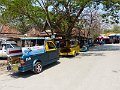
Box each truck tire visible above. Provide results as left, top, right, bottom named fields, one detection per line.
left=34, top=62, right=42, bottom=74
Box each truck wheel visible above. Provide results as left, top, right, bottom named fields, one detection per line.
left=34, top=62, right=42, bottom=74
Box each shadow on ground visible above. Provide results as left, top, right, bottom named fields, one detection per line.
left=60, top=56, right=74, bottom=58
left=79, top=52, right=105, bottom=57
left=60, top=53, right=80, bottom=59
left=89, top=44, right=120, bottom=51
left=9, top=61, right=60, bottom=78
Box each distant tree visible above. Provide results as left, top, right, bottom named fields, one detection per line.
left=80, top=8, right=102, bottom=39
left=112, top=25, right=120, bottom=33
left=103, top=24, right=120, bottom=34
left=103, top=29, right=111, bottom=34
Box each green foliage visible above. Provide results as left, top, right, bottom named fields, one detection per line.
left=0, top=0, right=46, bottom=34
left=104, top=25, right=120, bottom=34
left=112, top=25, right=120, bottom=33
left=0, top=0, right=120, bottom=37
left=94, top=34, right=100, bottom=39
left=101, top=0, right=120, bottom=24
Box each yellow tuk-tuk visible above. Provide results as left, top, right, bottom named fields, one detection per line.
left=59, top=39, right=80, bottom=57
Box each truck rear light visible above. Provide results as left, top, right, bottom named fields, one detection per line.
left=9, top=50, right=22, bottom=54
left=20, top=60, right=25, bottom=65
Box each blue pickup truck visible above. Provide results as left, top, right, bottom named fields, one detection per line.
left=7, top=37, right=59, bottom=74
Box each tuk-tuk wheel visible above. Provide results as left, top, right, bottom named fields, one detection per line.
left=73, top=52, right=77, bottom=57
left=34, top=62, right=42, bottom=74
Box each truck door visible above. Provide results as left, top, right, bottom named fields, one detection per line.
left=46, top=41, right=59, bottom=62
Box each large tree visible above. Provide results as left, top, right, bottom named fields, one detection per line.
left=0, top=0, right=120, bottom=38
left=81, top=8, right=103, bottom=38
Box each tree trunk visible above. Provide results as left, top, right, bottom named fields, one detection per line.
left=65, top=6, right=85, bottom=40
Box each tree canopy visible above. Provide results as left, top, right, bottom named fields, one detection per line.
left=0, top=0, right=120, bottom=38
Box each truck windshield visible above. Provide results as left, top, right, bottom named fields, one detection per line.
left=21, top=39, right=44, bottom=47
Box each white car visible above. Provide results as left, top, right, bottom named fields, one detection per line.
left=0, top=41, right=19, bottom=58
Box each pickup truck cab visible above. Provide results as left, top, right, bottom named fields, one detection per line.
left=7, top=37, right=59, bottom=74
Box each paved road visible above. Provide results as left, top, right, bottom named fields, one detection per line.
left=0, top=44, right=120, bottom=90
left=90, top=44, right=120, bottom=51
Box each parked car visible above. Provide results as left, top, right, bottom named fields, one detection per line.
left=0, top=41, right=19, bottom=58
left=59, top=39, right=80, bottom=57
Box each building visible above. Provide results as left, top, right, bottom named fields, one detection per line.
left=0, top=25, right=21, bottom=38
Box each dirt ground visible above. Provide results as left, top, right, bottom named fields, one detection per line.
left=0, top=60, right=7, bottom=74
